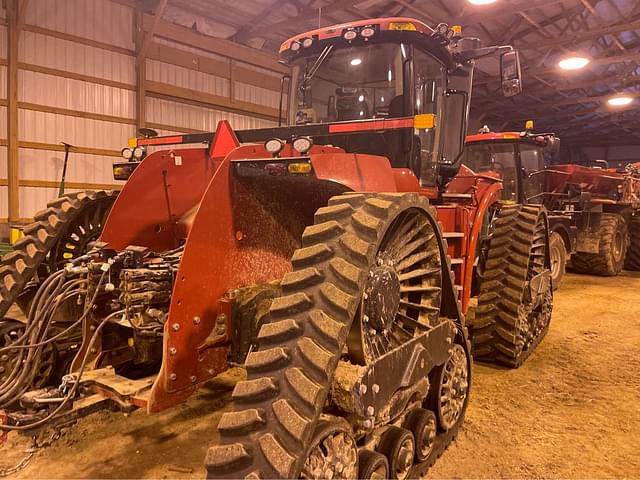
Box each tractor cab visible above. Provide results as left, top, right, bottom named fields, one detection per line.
left=463, top=125, right=560, bottom=203
left=279, top=18, right=522, bottom=189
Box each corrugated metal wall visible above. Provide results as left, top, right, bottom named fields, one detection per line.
left=1, top=0, right=284, bottom=225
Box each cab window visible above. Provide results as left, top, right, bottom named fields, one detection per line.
left=413, top=48, right=445, bottom=186
left=462, top=143, right=518, bottom=201
left=519, top=144, right=545, bottom=203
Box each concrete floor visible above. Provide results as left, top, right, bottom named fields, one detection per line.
left=3, top=272, right=640, bottom=478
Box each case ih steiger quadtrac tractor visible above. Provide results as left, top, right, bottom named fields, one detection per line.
left=464, top=126, right=640, bottom=285
left=1, top=18, right=553, bottom=479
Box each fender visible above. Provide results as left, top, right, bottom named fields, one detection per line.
left=462, top=182, right=504, bottom=313
left=148, top=141, right=410, bottom=411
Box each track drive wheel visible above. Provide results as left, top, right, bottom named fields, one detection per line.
left=624, top=216, right=640, bottom=271
left=548, top=231, right=566, bottom=290
left=205, top=192, right=444, bottom=478
left=471, top=205, right=553, bottom=367
left=570, top=213, right=629, bottom=276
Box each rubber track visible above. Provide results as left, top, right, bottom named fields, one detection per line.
left=624, top=216, right=640, bottom=271
left=206, top=192, right=450, bottom=479
left=571, top=213, right=628, bottom=276
left=471, top=204, right=551, bottom=368
left=0, top=190, right=118, bottom=319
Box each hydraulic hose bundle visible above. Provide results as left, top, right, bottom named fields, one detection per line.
left=0, top=259, right=112, bottom=410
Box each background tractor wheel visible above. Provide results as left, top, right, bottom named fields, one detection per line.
left=471, top=205, right=553, bottom=368
left=624, top=216, right=640, bottom=271
left=549, top=231, right=567, bottom=290
left=570, top=213, right=628, bottom=276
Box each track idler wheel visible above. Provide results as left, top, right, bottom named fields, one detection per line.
left=358, top=450, right=389, bottom=480
left=376, top=426, right=415, bottom=480
left=427, top=343, right=469, bottom=431
left=403, top=408, right=437, bottom=462
left=300, top=418, right=358, bottom=479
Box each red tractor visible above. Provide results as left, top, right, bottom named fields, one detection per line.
left=464, top=127, right=640, bottom=285
left=0, top=18, right=553, bottom=479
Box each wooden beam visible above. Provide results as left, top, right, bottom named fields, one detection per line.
left=136, top=0, right=168, bottom=65
left=135, top=8, right=146, bottom=132
left=145, top=80, right=280, bottom=120
left=23, top=24, right=135, bottom=56
left=7, top=0, right=19, bottom=224
left=17, top=140, right=122, bottom=157
left=142, top=14, right=288, bottom=75
left=18, top=101, right=136, bottom=125
left=516, top=19, right=640, bottom=51
left=0, top=178, right=122, bottom=189
left=19, top=62, right=136, bottom=91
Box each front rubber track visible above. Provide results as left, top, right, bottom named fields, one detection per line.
left=471, top=204, right=551, bottom=368
left=624, top=216, right=640, bottom=271
left=205, top=192, right=445, bottom=479
left=0, top=190, right=118, bottom=319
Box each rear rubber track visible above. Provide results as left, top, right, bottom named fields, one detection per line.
left=0, top=190, right=118, bottom=319
left=471, top=204, right=551, bottom=368
left=570, top=213, right=628, bottom=276
left=624, top=215, right=640, bottom=271
left=206, top=192, right=445, bottom=479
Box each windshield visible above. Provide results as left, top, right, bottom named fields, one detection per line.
left=462, top=143, right=517, bottom=201
left=289, top=43, right=406, bottom=125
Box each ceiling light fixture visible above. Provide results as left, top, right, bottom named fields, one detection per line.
left=558, top=55, right=590, bottom=70
left=350, top=58, right=362, bottom=66
left=468, top=0, right=497, bottom=4
left=607, top=96, right=634, bottom=107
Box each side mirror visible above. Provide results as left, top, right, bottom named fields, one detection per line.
left=500, top=50, right=522, bottom=97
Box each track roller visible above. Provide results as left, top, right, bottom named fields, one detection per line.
left=358, top=450, right=389, bottom=480
left=376, top=426, right=415, bottom=480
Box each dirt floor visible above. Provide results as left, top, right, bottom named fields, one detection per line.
left=2, top=272, right=640, bottom=478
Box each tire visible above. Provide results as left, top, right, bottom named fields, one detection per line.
left=376, top=426, right=415, bottom=480
left=624, top=216, right=640, bottom=271
left=358, top=450, right=389, bottom=480
left=570, top=213, right=628, bottom=276
left=471, top=205, right=553, bottom=367
left=205, top=193, right=448, bottom=479
left=549, top=231, right=566, bottom=289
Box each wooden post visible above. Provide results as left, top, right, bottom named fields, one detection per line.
left=6, top=0, right=20, bottom=243
left=135, top=9, right=146, bottom=132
